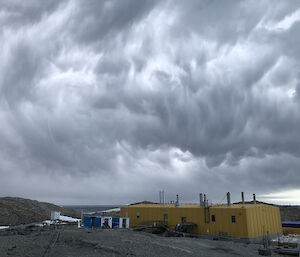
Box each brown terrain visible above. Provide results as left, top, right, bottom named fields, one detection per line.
left=0, top=197, right=80, bottom=226
left=279, top=205, right=300, bottom=221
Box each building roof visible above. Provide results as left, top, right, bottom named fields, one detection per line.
left=282, top=221, right=300, bottom=228
left=123, top=203, right=268, bottom=209
left=282, top=221, right=300, bottom=224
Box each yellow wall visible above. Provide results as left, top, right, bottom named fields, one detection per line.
left=120, top=203, right=282, bottom=239
left=208, top=207, right=248, bottom=237
left=246, top=205, right=282, bottom=238
left=283, top=227, right=300, bottom=235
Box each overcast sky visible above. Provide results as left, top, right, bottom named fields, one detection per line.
left=0, top=0, right=300, bottom=205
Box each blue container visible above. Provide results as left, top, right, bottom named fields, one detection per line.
left=95, top=217, right=102, bottom=228
left=84, top=216, right=92, bottom=228
left=112, top=217, right=119, bottom=228
left=84, top=216, right=102, bottom=228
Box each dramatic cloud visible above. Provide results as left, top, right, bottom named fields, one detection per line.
left=0, top=0, right=300, bottom=205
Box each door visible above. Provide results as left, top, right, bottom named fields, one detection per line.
left=122, top=218, right=127, bottom=228
left=91, top=217, right=96, bottom=227
left=163, top=214, right=168, bottom=225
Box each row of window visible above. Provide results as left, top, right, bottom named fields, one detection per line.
left=136, top=212, right=236, bottom=223
left=211, top=215, right=236, bottom=223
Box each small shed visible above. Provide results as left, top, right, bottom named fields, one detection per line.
left=51, top=211, right=60, bottom=220
left=101, top=216, right=112, bottom=228
left=83, top=216, right=102, bottom=228
left=119, top=217, right=130, bottom=228
left=112, top=217, right=119, bottom=228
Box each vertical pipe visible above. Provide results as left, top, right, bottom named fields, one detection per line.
left=175, top=194, right=179, bottom=207
left=162, top=190, right=165, bottom=204
left=204, top=194, right=207, bottom=208
left=159, top=191, right=161, bottom=204
left=253, top=193, right=256, bottom=204
left=227, top=192, right=231, bottom=206
left=241, top=192, right=245, bottom=204
left=200, top=193, right=203, bottom=207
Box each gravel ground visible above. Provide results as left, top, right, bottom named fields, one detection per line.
left=0, top=225, right=286, bottom=257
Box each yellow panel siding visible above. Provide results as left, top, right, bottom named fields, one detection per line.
left=275, top=207, right=281, bottom=234
left=245, top=208, right=253, bottom=238
left=220, top=207, right=247, bottom=238
left=212, top=205, right=253, bottom=237
left=267, top=206, right=281, bottom=236
left=248, top=206, right=263, bottom=238
left=268, top=207, right=274, bottom=234
left=256, top=206, right=263, bottom=236
left=268, top=206, right=275, bottom=235
left=275, top=207, right=283, bottom=235
left=246, top=205, right=282, bottom=238
left=271, top=207, right=277, bottom=234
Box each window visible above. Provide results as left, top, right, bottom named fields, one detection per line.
left=137, top=212, right=140, bottom=218
left=211, top=215, right=215, bottom=222
left=231, top=216, right=236, bottom=223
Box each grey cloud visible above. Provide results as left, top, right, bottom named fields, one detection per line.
left=0, top=0, right=300, bottom=204
left=69, top=0, right=159, bottom=45
left=296, top=83, right=300, bottom=100
left=281, top=21, right=300, bottom=59
left=1, top=40, right=44, bottom=105
left=172, top=0, right=266, bottom=44
left=0, top=0, right=64, bottom=28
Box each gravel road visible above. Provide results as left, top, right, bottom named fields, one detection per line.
left=0, top=225, right=285, bottom=257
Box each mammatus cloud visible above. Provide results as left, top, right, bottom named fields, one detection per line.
left=0, top=0, right=299, bottom=204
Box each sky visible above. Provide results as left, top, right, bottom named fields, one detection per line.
left=0, top=0, right=300, bottom=205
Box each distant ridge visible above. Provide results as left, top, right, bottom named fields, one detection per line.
left=0, top=197, right=80, bottom=226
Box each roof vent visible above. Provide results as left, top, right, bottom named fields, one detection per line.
left=227, top=192, right=231, bottom=206
left=175, top=194, right=179, bottom=207
left=253, top=193, right=256, bottom=204
left=241, top=192, right=245, bottom=204
left=199, top=193, right=204, bottom=207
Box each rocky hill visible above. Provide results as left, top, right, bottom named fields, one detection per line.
left=279, top=205, right=300, bottom=221
left=0, top=197, right=80, bottom=226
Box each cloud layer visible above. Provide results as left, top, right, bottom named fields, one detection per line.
left=0, top=0, right=300, bottom=204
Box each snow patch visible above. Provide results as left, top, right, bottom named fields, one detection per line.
left=102, top=208, right=120, bottom=212
left=59, top=215, right=80, bottom=222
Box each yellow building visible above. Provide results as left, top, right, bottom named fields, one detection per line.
left=282, top=221, right=300, bottom=235
left=120, top=203, right=282, bottom=242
